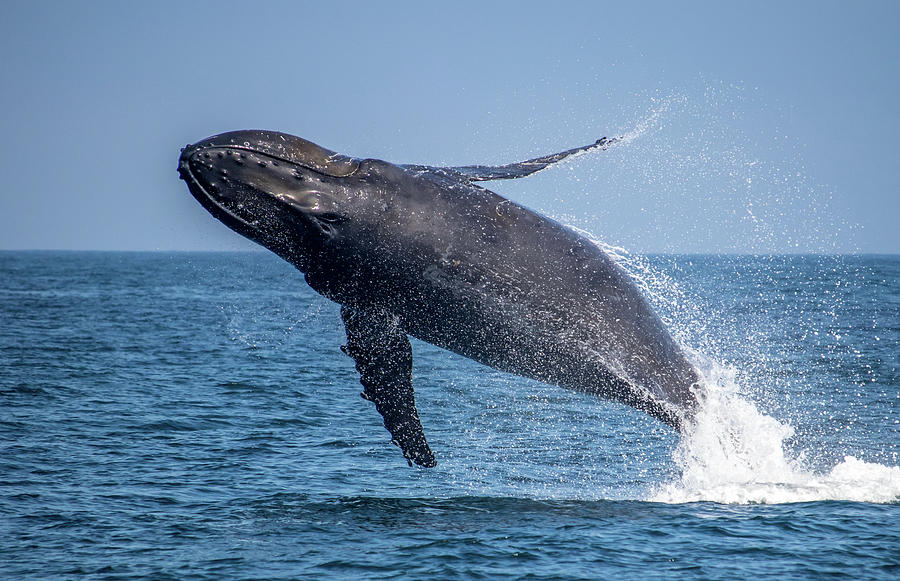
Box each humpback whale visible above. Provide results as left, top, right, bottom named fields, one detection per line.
left=178, top=130, right=702, bottom=467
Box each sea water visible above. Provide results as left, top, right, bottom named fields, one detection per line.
left=1, top=251, right=898, bottom=579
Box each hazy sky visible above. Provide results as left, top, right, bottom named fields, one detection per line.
left=1, top=1, right=897, bottom=253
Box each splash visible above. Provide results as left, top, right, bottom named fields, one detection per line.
left=651, top=361, right=900, bottom=504
left=615, top=94, right=687, bottom=146
left=566, top=229, right=899, bottom=505
left=542, top=85, right=856, bottom=255
left=556, top=98, right=898, bottom=504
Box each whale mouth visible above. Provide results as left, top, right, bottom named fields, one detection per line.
left=178, top=145, right=261, bottom=231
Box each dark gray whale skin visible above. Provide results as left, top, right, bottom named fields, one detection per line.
left=178, top=130, right=701, bottom=467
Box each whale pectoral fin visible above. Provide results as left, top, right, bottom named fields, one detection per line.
left=439, top=136, right=619, bottom=181
left=340, top=306, right=436, bottom=468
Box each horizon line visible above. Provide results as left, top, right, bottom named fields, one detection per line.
left=1, top=248, right=897, bottom=257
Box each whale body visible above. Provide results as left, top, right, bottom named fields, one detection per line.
left=178, top=130, right=701, bottom=466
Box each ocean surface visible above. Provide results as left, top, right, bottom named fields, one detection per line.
left=2, top=250, right=898, bottom=579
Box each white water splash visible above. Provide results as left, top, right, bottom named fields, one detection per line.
left=566, top=226, right=900, bottom=505
left=615, top=94, right=687, bottom=146
left=651, top=361, right=900, bottom=504
left=557, top=98, right=898, bottom=504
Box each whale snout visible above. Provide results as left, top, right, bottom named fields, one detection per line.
left=177, top=146, right=190, bottom=176
left=177, top=144, right=196, bottom=184
left=178, top=143, right=217, bottom=192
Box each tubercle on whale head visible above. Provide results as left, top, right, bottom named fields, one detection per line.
left=183, top=129, right=361, bottom=177
left=177, top=130, right=364, bottom=269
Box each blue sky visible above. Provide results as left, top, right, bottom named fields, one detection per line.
left=1, top=1, right=897, bottom=253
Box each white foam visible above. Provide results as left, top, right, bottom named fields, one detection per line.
left=651, top=363, right=900, bottom=504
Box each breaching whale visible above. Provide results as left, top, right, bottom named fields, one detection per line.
left=178, top=130, right=702, bottom=467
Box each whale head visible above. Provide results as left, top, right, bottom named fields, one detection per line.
left=178, top=130, right=362, bottom=270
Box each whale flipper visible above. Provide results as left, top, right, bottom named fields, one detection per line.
left=403, top=137, right=619, bottom=182
left=340, top=306, right=436, bottom=467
